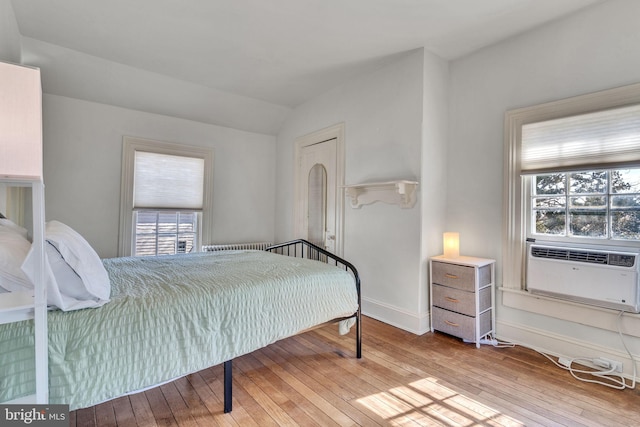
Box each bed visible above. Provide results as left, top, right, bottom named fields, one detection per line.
left=0, top=238, right=361, bottom=412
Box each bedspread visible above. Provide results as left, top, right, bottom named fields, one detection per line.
left=0, top=250, right=359, bottom=409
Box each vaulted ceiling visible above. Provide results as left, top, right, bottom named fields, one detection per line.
left=11, top=0, right=604, bottom=133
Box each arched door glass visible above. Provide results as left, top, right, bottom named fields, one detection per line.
left=308, top=164, right=327, bottom=247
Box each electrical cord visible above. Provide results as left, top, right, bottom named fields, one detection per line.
left=479, top=310, right=637, bottom=390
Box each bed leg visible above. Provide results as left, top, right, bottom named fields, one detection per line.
left=356, top=310, right=362, bottom=359
left=223, top=360, right=232, bottom=413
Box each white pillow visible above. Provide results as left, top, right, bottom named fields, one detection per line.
left=0, top=228, right=32, bottom=292
left=43, top=220, right=111, bottom=303
left=21, top=242, right=109, bottom=311
left=0, top=218, right=29, bottom=239
left=45, top=242, right=94, bottom=301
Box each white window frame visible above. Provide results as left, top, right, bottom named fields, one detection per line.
left=526, top=168, right=640, bottom=244
left=118, top=136, right=214, bottom=257
left=503, top=82, right=640, bottom=290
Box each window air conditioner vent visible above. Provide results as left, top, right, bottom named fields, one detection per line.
left=568, top=250, right=608, bottom=264
left=531, top=246, right=623, bottom=266
left=530, top=246, right=569, bottom=261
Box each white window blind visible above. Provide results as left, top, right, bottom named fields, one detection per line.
left=133, top=151, right=205, bottom=210
left=521, top=104, right=640, bottom=174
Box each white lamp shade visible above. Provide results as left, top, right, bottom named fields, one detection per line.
left=0, top=61, right=43, bottom=179
left=443, top=232, right=460, bottom=258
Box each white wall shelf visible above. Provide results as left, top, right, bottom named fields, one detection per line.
left=343, top=180, right=418, bottom=209
left=0, top=178, right=47, bottom=404
left=0, top=61, right=47, bottom=405
left=0, top=290, right=36, bottom=324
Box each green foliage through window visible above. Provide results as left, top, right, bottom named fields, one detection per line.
left=532, top=168, right=640, bottom=240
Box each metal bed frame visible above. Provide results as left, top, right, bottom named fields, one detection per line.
left=222, top=239, right=362, bottom=413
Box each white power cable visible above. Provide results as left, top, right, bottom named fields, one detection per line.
left=479, top=310, right=636, bottom=390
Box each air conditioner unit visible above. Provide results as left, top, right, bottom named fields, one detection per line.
left=526, top=242, right=640, bottom=313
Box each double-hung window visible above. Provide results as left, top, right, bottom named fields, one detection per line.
left=503, top=83, right=640, bottom=289
left=119, top=137, right=213, bottom=257
left=522, top=104, right=640, bottom=244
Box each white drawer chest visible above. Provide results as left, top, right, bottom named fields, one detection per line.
left=429, top=255, right=496, bottom=348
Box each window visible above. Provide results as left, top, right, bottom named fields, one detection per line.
left=119, top=137, right=213, bottom=257
left=134, top=211, right=198, bottom=256
left=530, top=168, right=640, bottom=241
left=307, top=163, right=327, bottom=248
left=503, top=83, right=640, bottom=289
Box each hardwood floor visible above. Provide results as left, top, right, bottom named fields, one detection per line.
left=70, top=316, right=639, bottom=426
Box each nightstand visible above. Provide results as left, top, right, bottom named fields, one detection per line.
left=429, top=255, right=496, bottom=348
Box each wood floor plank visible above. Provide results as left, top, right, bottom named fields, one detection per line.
left=111, top=396, right=138, bottom=427
left=180, top=373, right=238, bottom=427
left=93, top=400, right=117, bottom=427
left=74, top=407, right=96, bottom=427
left=258, top=342, right=387, bottom=426
left=198, top=366, right=270, bottom=427
left=236, top=353, right=332, bottom=426
left=144, top=386, right=179, bottom=427
left=159, top=381, right=205, bottom=427
left=230, top=360, right=296, bottom=426
left=295, top=326, right=540, bottom=426
left=267, top=337, right=388, bottom=426
left=172, top=376, right=220, bottom=427
left=285, top=334, right=380, bottom=397
left=314, top=322, right=574, bottom=426
left=129, top=392, right=159, bottom=427
left=69, top=316, right=640, bottom=426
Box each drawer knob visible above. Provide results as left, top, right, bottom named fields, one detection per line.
left=444, top=273, right=458, bottom=279
left=444, top=320, right=460, bottom=327
left=445, top=296, right=459, bottom=303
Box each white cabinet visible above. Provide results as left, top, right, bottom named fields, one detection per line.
left=0, top=178, right=48, bottom=404
left=429, top=255, right=495, bottom=348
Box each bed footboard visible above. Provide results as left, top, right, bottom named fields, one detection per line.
left=265, top=239, right=362, bottom=359
left=222, top=239, right=362, bottom=413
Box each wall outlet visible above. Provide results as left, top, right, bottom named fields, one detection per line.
left=593, top=357, right=623, bottom=373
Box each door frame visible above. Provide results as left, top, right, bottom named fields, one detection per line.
left=294, top=123, right=345, bottom=256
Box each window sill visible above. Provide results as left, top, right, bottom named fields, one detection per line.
left=499, top=287, right=640, bottom=339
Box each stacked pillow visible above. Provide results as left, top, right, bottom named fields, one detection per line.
left=0, top=219, right=111, bottom=311
left=0, top=219, right=32, bottom=292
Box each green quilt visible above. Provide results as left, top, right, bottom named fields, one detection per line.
left=0, top=250, right=359, bottom=409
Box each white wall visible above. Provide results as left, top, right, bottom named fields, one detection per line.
left=21, top=37, right=291, bottom=136
left=420, top=52, right=450, bottom=319
left=449, top=0, right=640, bottom=372
left=0, top=0, right=20, bottom=63
left=2, top=6, right=279, bottom=259
left=276, top=49, right=448, bottom=333
left=0, top=0, right=27, bottom=226
left=43, top=94, right=277, bottom=258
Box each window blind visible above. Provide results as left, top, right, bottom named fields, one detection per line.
left=521, top=103, right=640, bottom=174
left=133, top=151, right=205, bottom=210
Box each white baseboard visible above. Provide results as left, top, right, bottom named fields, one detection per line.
left=496, top=319, right=638, bottom=379
left=362, top=297, right=430, bottom=335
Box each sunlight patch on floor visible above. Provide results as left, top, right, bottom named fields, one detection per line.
left=355, top=377, right=526, bottom=426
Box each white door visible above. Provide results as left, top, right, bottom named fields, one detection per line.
left=299, top=138, right=338, bottom=253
